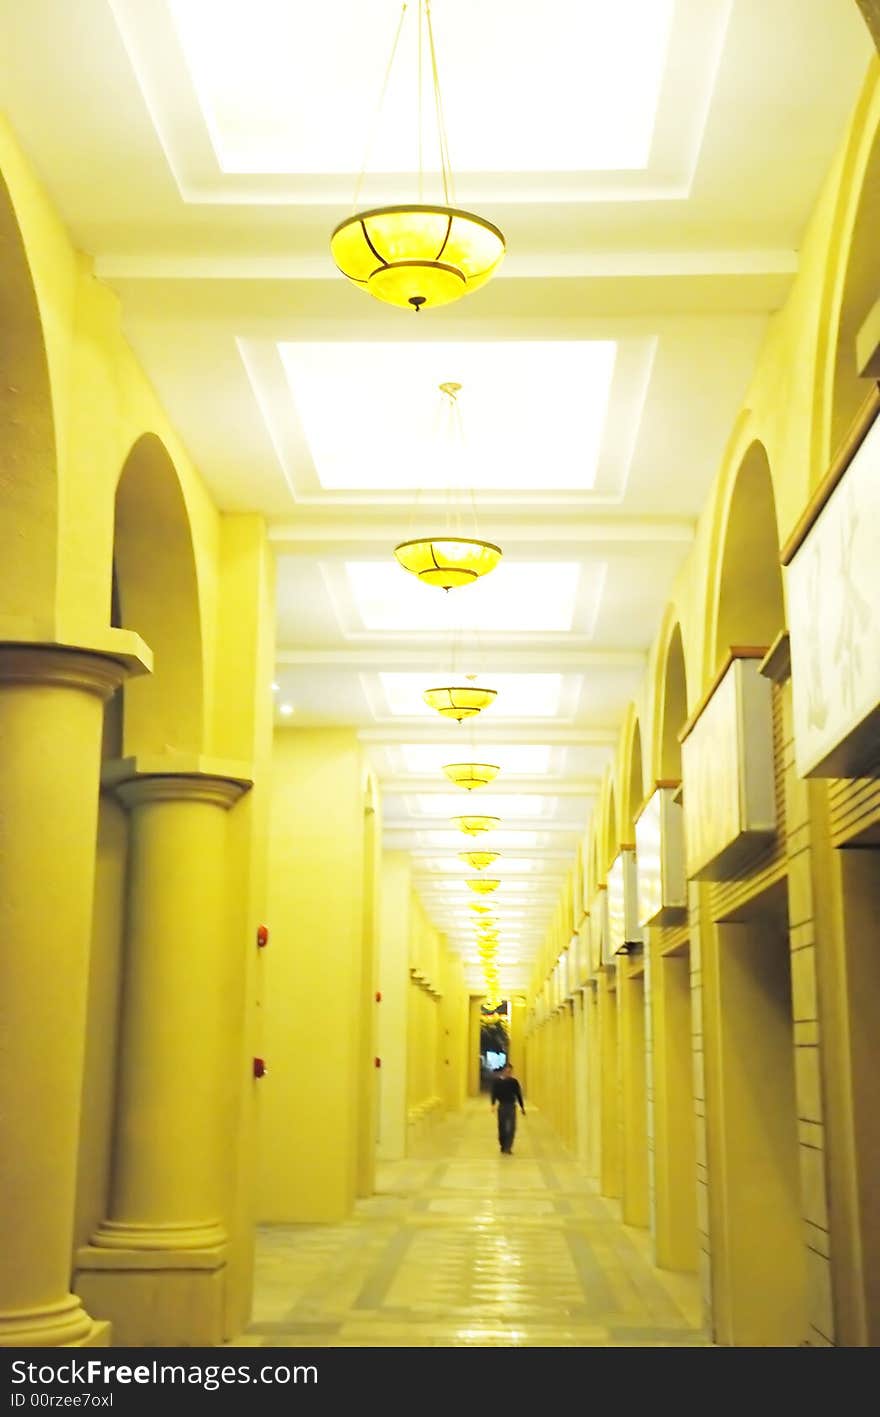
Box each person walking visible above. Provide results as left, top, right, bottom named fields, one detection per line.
left=490, top=1063, right=526, bottom=1154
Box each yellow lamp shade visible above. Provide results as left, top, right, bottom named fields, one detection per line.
left=423, top=686, right=498, bottom=722
left=467, top=877, right=500, bottom=895
left=459, top=850, right=500, bottom=870
left=452, top=814, right=501, bottom=836
left=442, top=762, right=500, bottom=790
left=394, top=537, right=502, bottom=590
left=470, top=902, right=493, bottom=914
left=330, top=205, right=505, bottom=312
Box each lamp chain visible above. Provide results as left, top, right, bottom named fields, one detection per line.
left=418, top=0, right=424, bottom=202
left=352, top=0, right=455, bottom=212
left=352, top=2, right=408, bottom=212
left=425, top=0, right=455, bottom=205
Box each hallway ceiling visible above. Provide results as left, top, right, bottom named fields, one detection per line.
left=1, top=0, right=871, bottom=992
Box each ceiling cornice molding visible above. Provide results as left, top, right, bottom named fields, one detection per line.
left=275, top=648, right=647, bottom=669
left=95, top=247, right=799, bottom=283
left=377, top=776, right=599, bottom=796
left=359, top=726, right=618, bottom=747
left=268, top=517, right=694, bottom=547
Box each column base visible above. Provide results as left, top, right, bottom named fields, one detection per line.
left=0, top=1295, right=110, bottom=1348
left=75, top=1246, right=226, bottom=1347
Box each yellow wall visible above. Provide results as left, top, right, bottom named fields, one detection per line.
left=377, top=851, right=412, bottom=1160
left=261, top=727, right=370, bottom=1222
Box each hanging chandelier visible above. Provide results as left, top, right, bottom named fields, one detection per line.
left=331, top=1, right=505, bottom=312
left=470, top=902, right=493, bottom=915
left=394, top=381, right=503, bottom=590
left=422, top=684, right=497, bottom=722
left=443, top=762, right=499, bottom=790
left=452, top=814, right=500, bottom=836
left=467, top=877, right=499, bottom=895
left=459, top=850, right=499, bottom=870
left=394, top=537, right=502, bottom=590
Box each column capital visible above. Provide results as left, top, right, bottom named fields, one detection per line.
left=0, top=622, right=152, bottom=677
left=0, top=635, right=150, bottom=701
left=103, top=754, right=253, bottom=810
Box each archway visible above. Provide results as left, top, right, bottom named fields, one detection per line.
left=0, top=171, right=56, bottom=618
left=358, top=774, right=380, bottom=1197
left=712, top=440, right=785, bottom=666
left=619, top=716, right=649, bottom=1227
left=704, top=444, right=806, bottom=1343
left=658, top=622, right=688, bottom=779
left=73, top=433, right=215, bottom=1343
left=829, top=106, right=880, bottom=456
left=604, top=782, right=618, bottom=874
left=650, top=618, right=698, bottom=1272
left=624, top=719, right=644, bottom=842
left=113, top=433, right=205, bottom=755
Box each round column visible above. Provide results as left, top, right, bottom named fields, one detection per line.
left=0, top=646, right=129, bottom=1346
left=92, top=771, right=247, bottom=1250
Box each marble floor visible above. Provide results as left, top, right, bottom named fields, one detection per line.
left=233, top=1103, right=710, bottom=1348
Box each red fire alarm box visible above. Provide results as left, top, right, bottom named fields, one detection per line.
left=375, top=990, right=382, bottom=1003
left=253, top=1057, right=267, bottom=1079
left=374, top=1057, right=381, bottom=1069
left=256, top=924, right=269, bottom=949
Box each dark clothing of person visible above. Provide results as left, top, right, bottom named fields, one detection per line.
left=491, top=1076, right=524, bottom=1108
left=491, top=1074, right=525, bottom=1154
left=497, top=1101, right=517, bottom=1154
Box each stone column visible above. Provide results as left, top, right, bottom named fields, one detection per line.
left=0, top=639, right=147, bottom=1347
left=76, top=758, right=250, bottom=1347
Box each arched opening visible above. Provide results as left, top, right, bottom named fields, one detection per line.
left=0, top=170, right=57, bottom=618
left=651, top=622, right=698, bottom=1273
left=624, top=719, right=644, bottom=841
left=830, top=116, right=880, bottom=456
left=357, top=776, right=379, bottom=1197
left=713, top=441, right=786, bottom=664
left=74, top=435, right=207, bottom=1279
left=706, top=443, right=806, bottom=1343
left=605, top=783, right=618, bottom=873
left=620, top=715, right=649, bottom=1228
left=659, top=623, right=688, bottom=779
left=113, top=434, right=205, bottom=756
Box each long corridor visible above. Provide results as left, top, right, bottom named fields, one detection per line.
left=237, top=1105, right=708, bottom=1348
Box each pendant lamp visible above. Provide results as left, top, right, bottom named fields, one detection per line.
left=331, top=2, right=505, bottom=312
left=394, top=381, right=503, bottom=590
left=467, top=877, right=499, bottom=895
left=459, top=850, right=499, bottom=870
left=443, top=762, right=499, bottom=790
left=452, top=815, right=500, bottom=836
left=394, top=536, right=502, bottom=590
left=422, top=685, right=497, bottom=722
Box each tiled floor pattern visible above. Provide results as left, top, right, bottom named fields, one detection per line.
left=233, top=1103, right=710, bottom=1347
